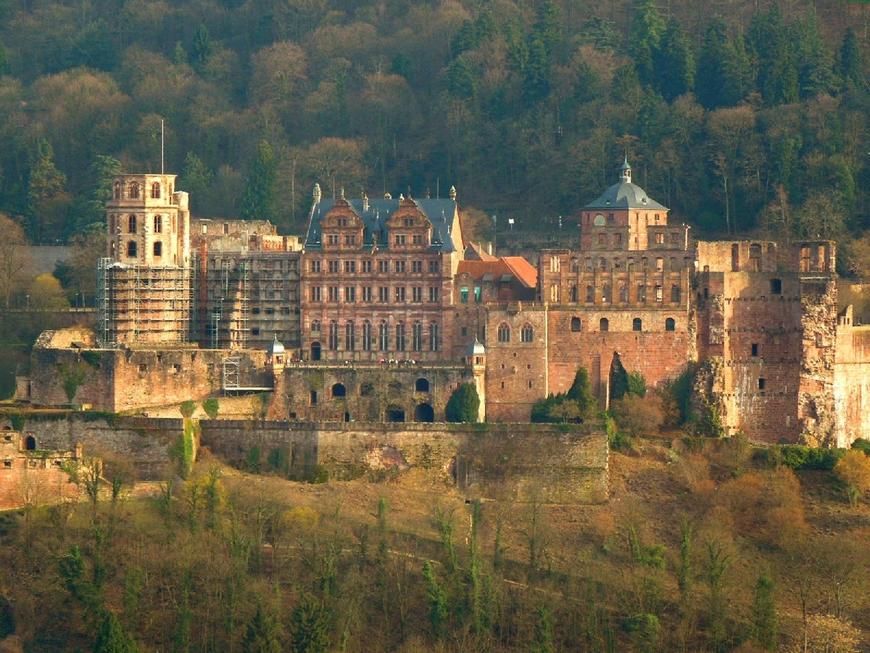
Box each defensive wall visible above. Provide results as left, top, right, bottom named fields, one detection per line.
left=199, top=420, right=609, bottom=504
left=834, top=308, right=870, bottom=447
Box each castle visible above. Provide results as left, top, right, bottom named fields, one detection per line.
left=16, top=160, right=870, bottom=447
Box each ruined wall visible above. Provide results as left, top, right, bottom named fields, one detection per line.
left=200, top=421, right=609, bottom=504
left=29, top=347, right=268, bottom=412
left=0, top=426, right=82, bottom=510
left=269, top=364, right=471, bottom=423
left=833, top=322, right=870, bottom=447
left=3, top=414, right=178, bottom=479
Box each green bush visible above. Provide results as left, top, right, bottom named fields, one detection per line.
left=245, top=446, right=262, bottom=473
left=80, top=351, right=102, bottom=368
left=202, top=397, right=219, bottom=420
left=851, top=439, right=870, bottom=456
left=445, top=383, right=480, bottom=423
left=532, top=367, right=597, bottom=423
left=778, top=445, right=843, bottom=470
left=179, top=400, right=196, bottom=418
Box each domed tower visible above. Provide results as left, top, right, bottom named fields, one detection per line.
left=98, top=174, right=194, bottom=346
left=465, top=338, right=487, bottom=422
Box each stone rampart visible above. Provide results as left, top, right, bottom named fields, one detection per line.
left=200, top=421, right=608, bottom=504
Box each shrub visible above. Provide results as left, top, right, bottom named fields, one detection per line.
left=445, top=383, right=479, bottom=423
left=245, top=446, right=262, bottom=473
left=851, top=438, right=870, bottom=456
left=532, top=367, right=597, bottom=423
left=610, top=394, right=664, bottom=437
left=778, top=445, right=843, bottom=470
left=202, top=397, right=219, bottom=420
left=179, top=400, right=196, bottom=418
left=834, top=449, right=870, bottom=507
left=664, top=365, right=695, bottom=426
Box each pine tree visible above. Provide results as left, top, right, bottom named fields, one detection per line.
left=191, top=24, right=212, bottom=69
left=71, top=155, right=121, bottom=235
left=240, top=140, right=277, bottom=221
left=838, top=28, right=864, bottom=90
left=628, top=0, right=665, bottom=87
left=752, top=572, right=778, bottom=650
left=531, top=605, right=554, bottom=653
left=242, top=605, right=283, bottom=653
left=289, top=594, right=330, bottom=653
left=444, top=57, right=477, bottom=100
left=747, top=8, right=798, bottom=106
left=523, top=37, right=551, bottom=105
left=654, top=19, right=694, bottom=101
left=566, top=368, right=596, bottom=417
left=94, top=610, right=139, bottom=653
left=795, top=14, right=836, bottom=98
left=26, top=138, right=67, bottom=241
left=445, top=383, right=480, bottom=423
left=422, top=561, right=448, bottom=638
left=181, top=152, right=213, bottom=213
left=697, top=20, right=751, bottom=109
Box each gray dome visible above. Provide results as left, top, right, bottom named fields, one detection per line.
left=468, top=337, right=486, bottom=356
left=267, top=334, right=285, bottom=355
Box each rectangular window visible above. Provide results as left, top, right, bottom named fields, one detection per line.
left=328, top=260, right=339, bottom=274
left=362, top=287, right=373, bottom=302
left=655, top=285, right=663, bottom=302
left=327, top=234, right=339, bottom=246
left=429, top=287, right=439, bottom=302
left=428, top=260, right=439, bottom=274
left=758, top=378, right=766, bottom=390
left=344, top=234, right=356, bottom=246
left=310, top=286, right=322, bottom=302
left=310, top=259, right=321, bottom=273
left=412, top=260, right=423, bottom=273
left=379, top=287, right=389, bottom=303
left=550, top=256, right=560, bottom=272
left=395, top=234, right=406, bottom=246
left=412, top=234, right=424, bottom=245
left=637, top=285, right=646, bottom=302
left=344, top=260, right=356, bottom=273
left=395, top=260, right=406, bottom=273
left=395, top=287, right=406, bottom=302
left=344, top=287, right=356, bottom=302
left=655, top=233, right=664, bottom=245
left=474, top=286, right=482, bottom=303
left=328, top=286, right=339, bottom=302
left=378, top=260, right=389, bottom=274
left=412, top=287, right=423, bottom=303
left=460, top=287, right=469, bottom=304
left=751, top=343, right=759, bottom=357
left=362, top=260, right=372, bottom=273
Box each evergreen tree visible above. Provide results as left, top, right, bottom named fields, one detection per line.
left=523, top=37, right=551, bottom=105
left=240, top=140, right=277, bottom=221
left=838, top=28, right=864, bottom=90
left=629, top=0, right=666, bottom=86
left=697, top=20, right=751, bottom=109
left=191, top=24, right=212, bottom=70
left=94, top=610, right=139, bottom=653
left=0, top=40, right=7, bottom=75
left=533, top=0, right=562, bottom=57
left=71, top=155, right=121, bottom=235
left=26, top=138, right=67, bottom=241
left=752, top=572, right=778, bottom=650
left=444, top=56, right=477, bottom=100
left=181, top=152, right=213, bottom=213
left=747, top=8, right=799, bottom=105
left=795, top=14, right=836, bottom=98
left=609, top=356, right=629, bottom=402
left=289, top=595, right=330, bottom=653
left=654, top=19, right=694, bottom=101
left=531, top=605, right=554, bottom=653
left=566, top=367, right=596, bottom=417
left=242, top=605, right=283, bottom=653
left=445, top=383, right=480, bottom=423
left=422, top=561, right=448, bottom=638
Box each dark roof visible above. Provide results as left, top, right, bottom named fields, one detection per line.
left=304, top=197, right=458, bottom=252
left=584, top=181, right=668, bottom=211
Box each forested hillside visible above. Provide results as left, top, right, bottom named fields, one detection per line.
left=0, top=0, right=867, bottom=272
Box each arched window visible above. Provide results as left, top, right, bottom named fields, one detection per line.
left=599, top=318, right=609, bottom=332
left=345, top=321, right=355, bottom=351
left=113, top=181, right=121, bottom=199
left=497, top=323, right=511, bottom=343
left=632, top=318, right=642, bottom=332
left=24, top=435, right=36, bottom=451
left=395, top=322, right=406, bottom=351
left=429, top=322, right=439, bottom=352
left=128, top=215, right=137, bottom=232
left=331, top=383, right=346, bottom=398
left=415, top=378, right=430, bottom=392
left=153, top=241, right=162, bottom=257
left=570, top=317, right=582, bottom=332
left=153, top=215, right=162, bottom=233
left=362, top=321, right=372, bottom=351
left=328, top=321, right=339, bottom=350
left=129, top=182, right=140, bottom=199
left=379, top=321, right=389, bottom=351
left=665, top=318, right=676, bottom=332
left=521, top=324, right=533, bottom=342
left=126, top=241, right=137, bottom=257
left=311, top=320, right=321, bottom=334
left=411, top=322, right=423, bottom=352
left=671, top=285, right=681, bottom=303
left=151, top=182, right=161, bottom=199
left=570, top=285, right=578, bottom=302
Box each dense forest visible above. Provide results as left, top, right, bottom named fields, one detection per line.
left=0, top=0, right=867, bottom=273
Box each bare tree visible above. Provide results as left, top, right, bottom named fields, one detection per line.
left=0, top=213, right=31, bottom=308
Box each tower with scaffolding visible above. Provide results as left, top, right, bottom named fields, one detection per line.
left=97, top=174, right=195, bottom=347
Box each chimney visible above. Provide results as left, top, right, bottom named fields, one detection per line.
left=449, top=185, right=457, bottom=201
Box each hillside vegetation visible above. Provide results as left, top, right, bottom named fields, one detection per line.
left=1, top=438, right=868, bottom=651
left=0, top=0, right=867, bottom=275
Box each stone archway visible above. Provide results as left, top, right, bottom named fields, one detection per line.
left=386, top=406, right=405, bottom=422
left=414, top=403, right=435, bottom=423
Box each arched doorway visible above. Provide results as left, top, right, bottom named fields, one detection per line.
left=332, top=383, right=346, bottom=398
left=310, top=341, right=321, bottom=361
left=415, top=377, right=430, bottom=392
left=24, top=435, right=36, bottom=451
left=386, top=406, right=405, bottom=422
left=414, top=403, right=434, bottom=423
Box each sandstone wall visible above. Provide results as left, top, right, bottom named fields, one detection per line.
left=200, top=421, right=608, bottom=504
left=834, top=326, right=870, bottom=447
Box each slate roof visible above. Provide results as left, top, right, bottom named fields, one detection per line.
left=584, top=180, right=668, bottom=211
left=305, top=197, right=458, bottom=252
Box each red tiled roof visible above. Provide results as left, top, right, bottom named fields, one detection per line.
left=457, top=256, right=537, bottom=289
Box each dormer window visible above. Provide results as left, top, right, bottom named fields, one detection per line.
left=404, top=218, right=413, bottom=227
left=326, top=234, right=339, bottom=246
left=337, top=218, right=348, bottom=227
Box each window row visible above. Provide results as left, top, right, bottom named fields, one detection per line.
left=309, top=259, right=440, bottom=274
left=309, top=286, right=440, bottom=303
left=311, top=320, right=440, bottom=352
left=125, top=241, right=163, bottom=257
left=496, top=323, right=535, bottom=343
left=112, top=181, right=168, bottom=200
left=113, top=214, right=171, bottom=234
left=564, top=316, right=677, bottom=332
left=558, top=284, right=682, bottom=304
left=565, top=256, right=691, bottom=273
